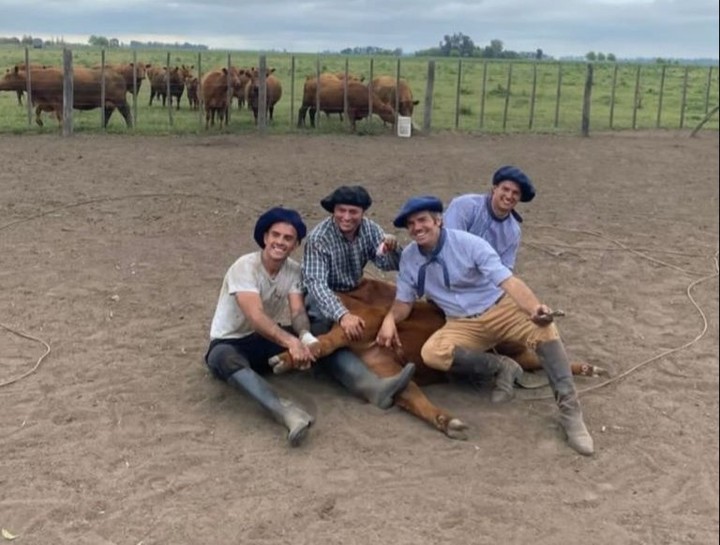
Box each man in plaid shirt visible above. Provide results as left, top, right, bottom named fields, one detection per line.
left=302, top=185, right=415, bottom=409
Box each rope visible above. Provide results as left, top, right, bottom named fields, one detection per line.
left=0, top=322, right=51, bottom=388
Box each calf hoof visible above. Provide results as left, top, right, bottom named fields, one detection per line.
left=269, top=354, right=293, bottom=374
left=443, top=417, right=469, bottom=441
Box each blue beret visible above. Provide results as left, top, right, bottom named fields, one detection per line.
left=393, top=195, right=444, bottom=228
left=321, top=185, right=372, bottom=212
left=253, top=207, right=307, bottom=248
left=492, top=165, right=536, bottom=203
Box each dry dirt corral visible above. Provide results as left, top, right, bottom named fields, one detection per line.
left=1, top=130, right=718, bottom=545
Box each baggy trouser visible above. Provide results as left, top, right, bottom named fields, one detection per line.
left=449, top=346, right=523, bottom=403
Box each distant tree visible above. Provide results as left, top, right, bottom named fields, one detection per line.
left=88, top=35, right=109, bottom=47
left=597, top=52, right=606, bottom=61
left=481, top=39, right=504, bottom=59
left=439, top=32, right=476, bottom=57
left=21, top=34, right=33, bottom=45
left=586, top=51, right=597, bottom=61
left=607, top=53, right=616, bottom=62
left=109, top=38, right=119, bottom=48
left=536, top=48, right=543, bottom=60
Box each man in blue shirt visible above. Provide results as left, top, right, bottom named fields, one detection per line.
left=302, top=185, right=415, bottom=409
left=444, top=165, right=534, bottom=271
left=376, top=195, right=594, bottom=456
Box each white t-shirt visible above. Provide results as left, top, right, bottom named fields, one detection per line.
left=209, top=251, right=303, bottom=340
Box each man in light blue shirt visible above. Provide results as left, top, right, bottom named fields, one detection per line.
left=376, top=195, right=594, bottom=456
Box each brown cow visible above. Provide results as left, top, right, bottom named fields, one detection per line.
left=185, top=75, right=200, bottom=110
left=4, top=63, right=48, bottom=105
left=149, top=64, right=193, bottom=109
left=94, top=62, right=151, bottom=95
left=371, top=76, right=419, bottom=117
left=272, top=278, right=606, bottom=439
left=298, top=76, right=396, bottom=130
left=0, top=65, right=132, bottom=127
left=201, top=67, right=242, bottom=129
left=246, top=68, right=282, bottom=123
left=229, top=67, right=253, bottom=109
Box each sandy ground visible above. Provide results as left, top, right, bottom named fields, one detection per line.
left=0, top=130, right=718, bottom=545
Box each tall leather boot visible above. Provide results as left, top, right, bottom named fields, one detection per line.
left=535, top=340, right=594, bottom=456
left=450, top=347, right=523, bottom=403
left=323, top=349, right=416, bottom=409
left=228, top=368, right=314, bottom=447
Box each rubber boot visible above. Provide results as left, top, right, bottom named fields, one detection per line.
left=323, top=349, right=416, bottom=409
left=228, top=368, right=314, bottom=447
left=450, top=347, right=523, bottom=403
left=535, top=340, right=594, bottom=456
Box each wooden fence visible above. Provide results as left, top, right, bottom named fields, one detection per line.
left=2, top=48, right=718, bottom=136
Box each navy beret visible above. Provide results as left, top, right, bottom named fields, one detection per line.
left=320, top=185, right=372, bottom=213
left=253, top=207, right=307, bottom=248
left=393, top=195, right=444, bottom=228
left=492, top=165, right=536, bottom=203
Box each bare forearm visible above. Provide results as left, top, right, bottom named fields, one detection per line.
left=389, top=300, right=413, bottom=323
left=290, top=311, right=312, bottom=337
left=249, top=312, right=298, bottom=348
left=500, top=276, right=541, bottom=316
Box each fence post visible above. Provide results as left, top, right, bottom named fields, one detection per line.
left=166, top=52, right=174, bottom=127
left=679, top=66, right=689, bottom=129
left=581, top=63, right=593, bottom=136
left=24, top=47, right=32, bottom=126
left=502, top=63, right=512, bottom=131
left=479, top=61, right=487, bottom=129
left=344, top=57, right=350, bottom=128
left=315, top=56, right=321, bottom=128
left=454, top=59, right=462, bottom=129
left=656, top=65, right=666, bottom=128
left=395, top=57, right=401, bottom=125
left=367, top=57, right=374, bottom=126
left=257, top=55, right=267, bottom=131
left=100, top=49, right=107, bottom=129
left=62, top=48, right=73, bottom=137
left=422, top=60, right=435, bottom=132
left=609, top=64, right=618, bottom=129
left=225, top=53, right=232, bottom=126
left=132, top=50, right=138, bottom=129
left=197, top=52, right=203, bottom=128
left=704, top=66, right=713, bottom=114
left=554, top=63, right=563, bottom=129
left=290, top=56, right=295, bottom=127
left=632, top=65, right=641, bottom=130
left=529, top=62, right=537, bottom=130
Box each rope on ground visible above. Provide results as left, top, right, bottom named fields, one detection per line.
left=0, top=322, right=51, bottom=388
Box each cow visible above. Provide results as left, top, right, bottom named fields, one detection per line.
left=229, top=67, right=253, bottom=110
left=201, top=67, right=242, bottom=129
left=271, top=278, right=607, bottom=440
left=371, top=76, right=420, bottom=118
left=0, top=65, right=132, bottom=127
left=148, top=64, right=193, bottom=109
left=297, top=76, right=396, bottom=131
left=246, top=68, right=282, bottom=124
left=3, top=63, right=48, bottom=105
left=94, top=62, right=151, bottom=95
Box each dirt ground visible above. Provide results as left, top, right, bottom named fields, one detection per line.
left=0, top=130, right=718, bottom=545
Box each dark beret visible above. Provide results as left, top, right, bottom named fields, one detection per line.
left=320, top=185, right=372, bottom=213
left=253, top=207, right=307, bottom=248
left=393, top=195, right=444, bottom=228
left=492, top=165, right=536, bottom=203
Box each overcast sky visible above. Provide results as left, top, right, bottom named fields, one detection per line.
left=1, top=0, right=718, bottom=60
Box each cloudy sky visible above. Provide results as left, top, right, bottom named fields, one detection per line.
left=1, top=0, right=718, bottom=60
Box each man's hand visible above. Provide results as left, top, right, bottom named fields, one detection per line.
left=530, top=304, right=556, bottom=326
left=376, top=317, right=402, bottom=350
left=339, top=312, right=366, bottom=341
left=377, top=234, right=398, bottom=255
left=287, top=338, right=316, bottom=370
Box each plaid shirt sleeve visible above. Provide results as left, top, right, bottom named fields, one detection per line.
left=365, top=220, right=402, bottom=271
left=302, top=237, right=348, bottom=322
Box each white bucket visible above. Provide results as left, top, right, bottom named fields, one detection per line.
left=397, top=115, right=412, bottom=138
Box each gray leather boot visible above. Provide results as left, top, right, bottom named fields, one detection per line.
left=228, top=368, right=314, bottom=447
left=323, top=349, right=416, bottom=409
left=450, top=347, right=523, bottom=403
left=535, top=340, right=594, bottom=456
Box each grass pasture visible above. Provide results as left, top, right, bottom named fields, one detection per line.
left=0, top=45, right=718, bottom=135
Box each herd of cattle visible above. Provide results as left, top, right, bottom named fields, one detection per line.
left=0, top=61, right=419, bottom=130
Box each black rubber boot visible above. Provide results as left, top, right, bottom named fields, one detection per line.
left=228, top=369, right=314, bottom=447
left=536, top=340, right=594, bottom=456
left=323, top=349, right=416, bottom=409
left=450, top=347, right=523, bottom=403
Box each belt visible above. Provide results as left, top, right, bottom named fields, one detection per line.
left=450, top=293, right=505, bottom=320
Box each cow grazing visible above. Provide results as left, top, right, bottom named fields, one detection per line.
left=0, top=65, right=132, bottom=127
left=272, top=278, right=606, bottom=439
left=201, top=67, right=242, bottom=129
left=298, top=76, right=396, bottom=131
left=246, top=68, right=282, bottom=124
left=371, top=76, right=419, bottom=118
left=94, top=62, right=151, bottom=95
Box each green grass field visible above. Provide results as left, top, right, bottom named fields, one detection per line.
left=1, top=46, right=718, bottom=135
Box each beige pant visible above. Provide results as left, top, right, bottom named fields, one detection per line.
left=420, top=295, right=560, bottom=371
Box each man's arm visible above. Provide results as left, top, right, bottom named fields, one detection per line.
left=499, top=276, right=553, bottom=324
left=376, top=299, right=414, bottom=348
left=302, top=241, right=349, bottom=322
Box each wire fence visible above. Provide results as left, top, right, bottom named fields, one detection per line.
left=0, top=47, right=718, bottom=135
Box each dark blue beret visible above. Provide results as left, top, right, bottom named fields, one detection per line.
left=492, top=165, right=536, bottom=203
left=253, top=207, right=307, bottom=248
left=321, top=185, right=372, bottom=212
left=393, top=195, right=444, bottom=228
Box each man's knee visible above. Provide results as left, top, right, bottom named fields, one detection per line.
left=420, top=338, right=455, bottom=371
left=206, top=344, right=251, bottom=381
